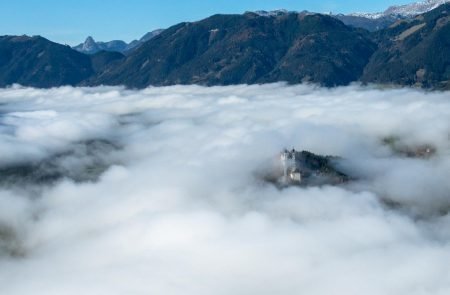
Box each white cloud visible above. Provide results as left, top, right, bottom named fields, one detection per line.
left=0, top=84, right=450, bottom=294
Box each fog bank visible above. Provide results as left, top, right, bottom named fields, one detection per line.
left=0, top=84, right=449, bottom=294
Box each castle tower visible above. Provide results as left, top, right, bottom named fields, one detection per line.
left=281, top=149, right=295, bottom=183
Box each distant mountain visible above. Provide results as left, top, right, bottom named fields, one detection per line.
left=0, top=3, right=449, bottom=89
left=0, top=35, right=126, bottom=87
left=350, top=0, right=450, bottom=19
left=73, top=36, right=128, bottom=54
left=334, top=14, right=404, bottom=31
left=123, top=29, right=165, bottom=53
left=88, top=12, right=376, bottom=88
left=73, top=29, right=164, bottom=54
left=248, top=9, right=401, bottom=31
left=137, top=29, right=165, bottom=43
left=248, top=1, right=450, bottom=32
left=362, top=3, right=450, bottom=89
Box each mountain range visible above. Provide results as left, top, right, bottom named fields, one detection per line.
left=351, top=0, right=450, bottom=19
left=336, top=0, right=450, bottom=31
left=73, top=29, right=164, bottom=54
left=0, top=1, right=449, bottom=89
left=73, top=1, right=450, bottom=54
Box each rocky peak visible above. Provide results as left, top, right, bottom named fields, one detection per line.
left=81, top=36, right=99, bottom=53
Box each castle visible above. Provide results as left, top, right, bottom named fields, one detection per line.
left=280, top=149, right=302, bottom=183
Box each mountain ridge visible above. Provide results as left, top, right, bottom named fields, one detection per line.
left=351, top=0, right=450, bottom=19
left=362, top=3, right=450, bottom=89
left=0, top=2, right=449, bottom=90
left=87, top=12, right=377, bottom=87
left=73, top=29, right=164, bottom=54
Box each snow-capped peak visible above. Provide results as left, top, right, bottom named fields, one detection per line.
left=385, top=0, right=450, bottom=16
left=350, top=0, right=450, bottom=19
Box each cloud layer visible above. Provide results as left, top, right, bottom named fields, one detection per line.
left=0, top=84, right=450, bottom=294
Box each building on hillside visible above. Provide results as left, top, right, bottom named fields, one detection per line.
left=280, top=148, right=303, bottom=184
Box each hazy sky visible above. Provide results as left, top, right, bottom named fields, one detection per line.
left=0, top=0, right=412, bottom=45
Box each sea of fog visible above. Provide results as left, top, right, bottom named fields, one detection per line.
left=0, top=83, right=449, bottom=294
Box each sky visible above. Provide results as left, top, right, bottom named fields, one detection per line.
left=0, top=0, right=414, bottom=45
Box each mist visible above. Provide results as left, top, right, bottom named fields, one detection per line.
left=0, top=83, right=450, bottom=294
